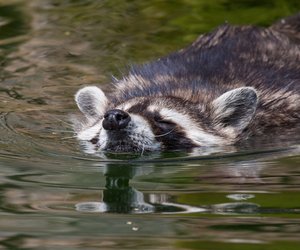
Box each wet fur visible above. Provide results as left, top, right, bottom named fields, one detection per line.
left=112, top=15, right=300, bottom=133
left=75, top=14, right=300, bottom=152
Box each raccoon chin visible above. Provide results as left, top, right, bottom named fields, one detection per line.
left=103, top=140, right=157, bottom=153
left=104, top=144, right=139, bottom=153
left=101, top=131, right=139, bottom=153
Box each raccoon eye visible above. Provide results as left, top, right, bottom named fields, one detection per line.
left=153, top=115, right=175, bottom=126
left=155, top=119, right=174, bottom=125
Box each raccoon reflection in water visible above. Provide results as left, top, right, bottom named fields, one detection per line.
left=74, top=13, right=300, bottom=153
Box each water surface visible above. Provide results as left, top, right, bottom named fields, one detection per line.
left=0, top=1, right=300, bottom=249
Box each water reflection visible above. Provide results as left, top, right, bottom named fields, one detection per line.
left=77, top=164, right=154, bottom=213
left=0, top=0, right=300, bottom=248
left=211, top=202, right=260, bottom=215
left=74, top=155, right=272, bottom=215
left=74, top=150, right=300, bottom=216
left=76, top=163, right=205, bottom=214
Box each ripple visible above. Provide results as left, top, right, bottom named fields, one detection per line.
left=0, top=111, right=84, bottom=164
left=7, top=172, right=104, bottom=190
left=0, top=112, right=15, bottom=132
left=226, top=194, right=255, bottom=201
left=75, top=201, right=206, bottom=215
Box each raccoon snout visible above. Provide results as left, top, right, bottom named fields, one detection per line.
left=102, top=109, right=131, bottom=130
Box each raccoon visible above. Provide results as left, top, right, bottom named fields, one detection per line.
left=74, top=14, right=300, bottom=153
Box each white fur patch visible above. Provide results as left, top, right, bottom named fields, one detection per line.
left=115, top=99, right=139, bottom=111
left=99, top=127, right=109, bottom=150
left=149, top=106, right=225, bottom=145
left=126, top=114, right=161, bottom=151
left=76, top=112, right=160, bottom=152
left=212, top=87, right=258, bottom=138
left=75, top=86, right=108, bottom=119
left=98, top=114, right=160, bottom=151
left=212, top=87, right=257, bottom=117
left=77, top=121, right=102, bottom=141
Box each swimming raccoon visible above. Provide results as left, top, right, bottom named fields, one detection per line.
left=74, top=14, right=300, bottom=153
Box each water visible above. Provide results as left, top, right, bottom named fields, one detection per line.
left=0, top=0, right=299, bottom=249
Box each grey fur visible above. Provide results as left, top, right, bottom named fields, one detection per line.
left=74, top=14, right=300, bottom=153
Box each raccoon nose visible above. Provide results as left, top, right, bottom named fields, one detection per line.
left=102, top=109, right=131, bottom=130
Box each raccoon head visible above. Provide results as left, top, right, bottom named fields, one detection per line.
left=74, top=86, right=257, bottom=153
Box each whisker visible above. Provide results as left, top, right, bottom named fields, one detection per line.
left=154, top=128, right=175, bottom=138
left=49, top=115, right=73, bottom=128
left=49, top=129, right=74, bottom=133
left=140, top=144, right=145, bottom=156
left=98, top=136, right=107, bottom=149
left=98, top=140, right=105, bottom=147
left=61, top=136, right=77, bottom=140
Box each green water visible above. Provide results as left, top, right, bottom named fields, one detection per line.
left=0, top=0, right=299, bottom=249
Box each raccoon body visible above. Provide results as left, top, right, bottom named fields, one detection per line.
left=74, top=14, right=300, bottom=153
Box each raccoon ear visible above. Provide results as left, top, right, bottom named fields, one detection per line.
left=212, top=87, right=258, bottom=137
left=75, top=86, right=108, bottom=119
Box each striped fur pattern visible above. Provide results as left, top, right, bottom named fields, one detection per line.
left=74, top=14, right=300, bottom=153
